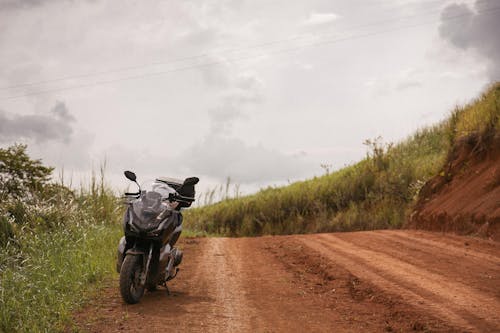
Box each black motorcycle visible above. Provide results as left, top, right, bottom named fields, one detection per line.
left=116, top=170, right=199, bottom=304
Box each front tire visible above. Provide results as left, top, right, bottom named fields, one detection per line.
left=119, top=255, right=145, bottom=304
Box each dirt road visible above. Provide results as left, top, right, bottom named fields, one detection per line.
left=75, top=230, right=500, bottom=332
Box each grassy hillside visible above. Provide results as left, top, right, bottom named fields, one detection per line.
left=186, top=83, right=500, bottom=236
left=408, top=82, right=500, bottom=238
left=0, top=146, right=122, bottom=332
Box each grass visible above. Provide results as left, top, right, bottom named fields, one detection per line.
left=0, top=161, right=123, bottom=333
left=0, top=223, right=121, bottom=333
left=0, top=82, right=498, bottom=332
left=453, top=84, right=500, bottom=139
left=185, top=82, right=500, bottom=237
left=186, top=126, right=448, bottom=235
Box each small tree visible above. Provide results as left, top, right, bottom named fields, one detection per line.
left=0, top=144, right=54, bottom=200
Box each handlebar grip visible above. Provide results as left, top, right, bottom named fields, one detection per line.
left=167, top=193, right=194, bottom=202
left=125, top=192, right=140, bottom=196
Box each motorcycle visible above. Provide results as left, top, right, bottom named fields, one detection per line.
left=116, top=170, right=199, bottom=304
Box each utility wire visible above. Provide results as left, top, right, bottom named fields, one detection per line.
left=0, top=0, right=491, bottom=92
left=1, top=5, right=499, bottom=102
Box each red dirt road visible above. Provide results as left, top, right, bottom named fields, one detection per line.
left=76, top=230, right=500, bottom=332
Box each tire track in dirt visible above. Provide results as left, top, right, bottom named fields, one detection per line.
left=72, top=238, right=254, bottom=333
left=387, top=230, right=500, bottom=263
left=338, top=231, right=500, bottom=295
left=74, top=231, right=500, bottom=332
left=196, top=238, right=254, bottom=332
left=300, top=233, right=500, bottom=332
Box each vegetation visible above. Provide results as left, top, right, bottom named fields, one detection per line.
left=186, top=82, right=500, bottom=236
left=0, top=145, right=122, bottom=333
left=0, top=82, right=497, bottom=331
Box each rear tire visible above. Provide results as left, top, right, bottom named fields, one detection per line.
left=119, top=255, right=145, bottom=304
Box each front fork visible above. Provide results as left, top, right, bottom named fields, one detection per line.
left=140, top=244, right=154, bottom=286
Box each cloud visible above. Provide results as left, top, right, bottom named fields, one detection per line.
left=179, top=134, right=312, bottom=183
left=180, top=67, right=303, bottom=183
left=0, top=101, right=75, bottom=143
left=99, top=144, right=173, bottom=176
left=100, top=130, right=313, bottom=185
left=51, top=101, right=75, bottom=122
left=302, top=12, right=339, bottom=26
left=208, top=71, right=263, bottom=134
left=26, top=127, right=94, bottom=171
left=364, top=68, right=423, bottom=93
left=0, top=0, right=64, bottom=11
left=439, top=0, right=500, bottom=80
left=395, top=80, right=422, bottom=91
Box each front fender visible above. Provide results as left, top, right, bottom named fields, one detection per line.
left=126, top=249, right=146, bottom=256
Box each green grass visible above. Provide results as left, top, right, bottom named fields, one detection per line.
left=185, top=82, right=500, bottom=237
left=0, top=223, right=121, bottom=333
left=454, top=84, right=500, bottom=139
left=0, top=160, right=124, bottom=333
left=0, top=82, right=498, bottom=332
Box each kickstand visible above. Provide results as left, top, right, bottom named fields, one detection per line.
left=164, top=283, right=170, bottom=296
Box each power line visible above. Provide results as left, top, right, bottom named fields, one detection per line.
left=0, top=0, right=488, bottom=92
left=1, top=5, right=499, bottom=102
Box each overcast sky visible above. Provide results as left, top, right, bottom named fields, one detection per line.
left=0, top=0, right=499, bottom=199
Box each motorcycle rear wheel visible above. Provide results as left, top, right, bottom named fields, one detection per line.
left=119, top=255, right=145, bottom=304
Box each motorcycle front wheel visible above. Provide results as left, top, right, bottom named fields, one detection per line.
left=119, top=255, right=145, bottom=304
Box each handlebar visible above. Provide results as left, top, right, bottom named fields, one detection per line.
left=168, top=193, right=195, bottom=203
left=122, top=191, right=194, bottom=203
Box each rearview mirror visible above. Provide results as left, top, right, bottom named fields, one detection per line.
left=124, top=170, right=137, bottom=182
left=183, top=177, right=199, bottom=186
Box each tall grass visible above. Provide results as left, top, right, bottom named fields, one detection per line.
left=0, top=224, right=121, bottom=332
left=196, top=177, right=242, bottom=207
left=186, top=125, right=448, bottom=235
left=453, top=83, right=500, bottom=139
left=0, top=163, right=123, bottom=333
left=186, top=82, right=499, bottom=236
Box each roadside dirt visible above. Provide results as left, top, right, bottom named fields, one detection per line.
left=74, top=230, right=500, bottom=332
left=409, top=134, right=500, bottom=240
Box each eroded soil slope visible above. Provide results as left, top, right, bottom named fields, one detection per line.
left=409, top=135, right=500, bottom=240
left=75, top=230, right=500, bottom=332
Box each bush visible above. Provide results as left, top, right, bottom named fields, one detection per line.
left=0, top=145, right=123, bottom=332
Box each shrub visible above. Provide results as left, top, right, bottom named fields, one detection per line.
left=0, top=145, right=123, bottom=332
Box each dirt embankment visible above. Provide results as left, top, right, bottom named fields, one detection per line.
left=409, top=133, right=500, bottom=241
left=74, top=231, right=500, bottom=332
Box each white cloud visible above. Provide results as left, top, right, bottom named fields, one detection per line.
left=179, top=133, right=313, bottom=183
left=0, top=0, right=493, bottom=193
left=302, top=12, right=339, bottom=26
left=364, top=68, right=424, bottom=93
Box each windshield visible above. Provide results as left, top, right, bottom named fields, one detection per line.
left=128, top=180, right=177, bottom=222
left=140, top=180, right=176, bottom=199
